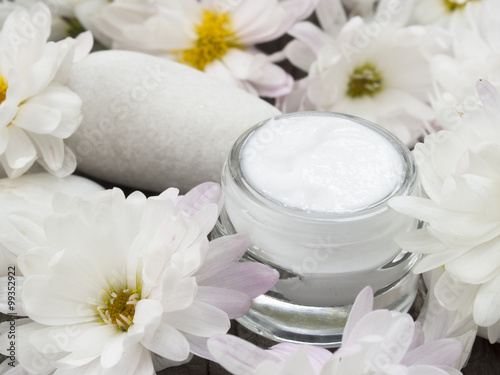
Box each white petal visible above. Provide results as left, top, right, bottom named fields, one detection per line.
left=22, top=275, right=97, bottom=325
left=3, top=126, right=37, bottom=170
left=435, top=272, right=480, bottom=312
left=11, top=102, right=61, bottom=134
left=165, top=301, right=229, bottom=337
left=141, top=320, right=190, bottom=362
left=473, top=273, right=500, bottom=327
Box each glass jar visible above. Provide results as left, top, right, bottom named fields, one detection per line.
left=211, top=112, right=421, bottom=347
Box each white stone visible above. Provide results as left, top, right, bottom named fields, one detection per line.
left=67, top=50, right=281, bottom=193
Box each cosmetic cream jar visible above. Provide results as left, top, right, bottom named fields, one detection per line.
left=212, top=112, right=421, bottom=347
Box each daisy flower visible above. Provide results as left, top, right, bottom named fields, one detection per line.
left=280, top=0, right=450, bottom=147
left=411, top=0, right=491, bottom=30
left=77, top=0, right=319, bottom=98
left=0, top=182, right=279, bottom=374
left=0, top=3, right=92, bottom=178
left=390, top=80, right=500, bottom=344
left=430, top=0, right=500, bottom=120
left=208, top=286, right=463, bottom=374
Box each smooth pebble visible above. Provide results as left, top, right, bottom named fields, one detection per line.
left=67, top=50, right=280, bottom=192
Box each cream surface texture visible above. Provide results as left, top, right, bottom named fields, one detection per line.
left=67, top=50, right=280, bottom=192
left=241, top=115, right=405, bottom=212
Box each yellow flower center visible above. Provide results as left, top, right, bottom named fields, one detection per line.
left=97, top=287, right=140, bottom=332
left=0, top=76, right=8, bottom=105
left=178, top=10, right=241, bottom=71
left=444, top=0, right=479, bottom=12
left=347, top=63, right=383, bottom=98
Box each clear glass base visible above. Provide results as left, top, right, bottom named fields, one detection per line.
left=212, top=211, right=421, bottom=348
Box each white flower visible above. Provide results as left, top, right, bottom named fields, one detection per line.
left=77, top=0, right=319, bottom=98
left=0, top=0, right=89, bottom=41
left=0, top=3, right=92, bottom=178
left=0, top=173, right=103, bottom=316
left=0, top=182, right=279, bottom=374
left=390, top=80, right=500, bottom=344
left=430, top=1, right=500, bottom=120
left=411, top=0, right=491, bottom=30
left=208, top=287, right=463, bottom=374
left=281, top=0, right=450, bottom=147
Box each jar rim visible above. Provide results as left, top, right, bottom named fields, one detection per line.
left=226, top=111, right=418, bottom=221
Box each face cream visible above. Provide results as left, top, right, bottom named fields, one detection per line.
left=212, top=112, right=421, bottom=347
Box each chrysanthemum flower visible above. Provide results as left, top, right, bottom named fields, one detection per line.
left=0, top=182, right=278, bottom=373
left=0, top=0, right=89, bottom=40
left=76, top=0, right=318, bottom=97
left=208, top=286, right=463, bottom=374
left=411, top=0, right=491, bottom=30
left=430, top=1, right=500, bottom=119
left=280, top=0, right=450, bottom=146
left=390, top=80, right=500, bottom=344
left=0, top=3, right=92, bottom=178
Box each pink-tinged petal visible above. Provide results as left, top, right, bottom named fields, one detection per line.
left=207, top=334, right=278, bottom=374
left=176, top=182, right=224, bottom=217
left=402, top=339, right=462, bottom=367
left=166, top=301, right=230, bottom=337
left=343, top=286, right=374, bottom=342
left=196, top=286, right=251, bottom=319
left=287, top=22, right=329, bottom=54
left=141, top=321, right=191, bottom=362
left=270, top=343, right=333, bottom=371
left=408, top=321, right=425, bottom=351
left=22, top=275, right=97, bottom=325
left=476, top=79, right=500, bottom=110
left=473, top=273, right=500, bottom=327
left=189, top=203, right=219, bottom=237
left=196, top=234, right=249, bottom=283
left=199, top=262, right=279, bottom=298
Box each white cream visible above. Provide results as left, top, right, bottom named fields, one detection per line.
left=220, top=112, right=420, bottom=308
left=241, top=115, right=405, bottom=212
